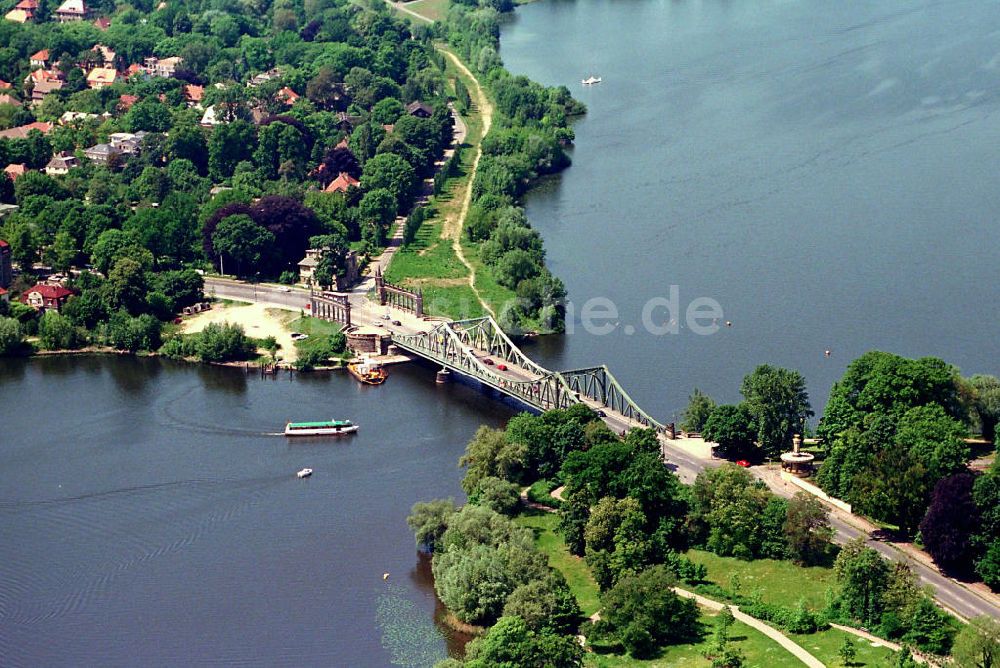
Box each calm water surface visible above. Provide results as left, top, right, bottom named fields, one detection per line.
left=503, top=0, right=1000, bottom=417
left=5, top=1, right=1000, bottom=665
left=0, top=356, right=512, bottom=666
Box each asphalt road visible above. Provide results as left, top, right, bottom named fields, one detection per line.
left=204, top=276, right=1000, bottom=621
left=764, top=469, right=1000, bottom=620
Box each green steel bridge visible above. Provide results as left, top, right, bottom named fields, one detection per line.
left=390, top=316, right=674, bottom=437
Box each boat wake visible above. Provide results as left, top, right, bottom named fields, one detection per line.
left=0, top=473, right=288, bottom=646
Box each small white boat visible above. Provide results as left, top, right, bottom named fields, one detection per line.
left=297, top=468, right=313, bottom=478
left=582, top=76, right=602, bottom=85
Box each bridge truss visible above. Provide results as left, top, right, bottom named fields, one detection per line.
left=391, top=317, right=669, bottom=436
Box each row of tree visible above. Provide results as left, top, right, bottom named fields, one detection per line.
left=683, top=352, right=1000, bottom=589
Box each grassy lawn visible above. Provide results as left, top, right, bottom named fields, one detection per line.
left=795, top=627, right=897, bottom=667
left=686, top=549, right=837, bottom=611
left=419, top=284, right=485, bottom=321
left=286, top=316, right=346, bottom=360
left=516, top=513, right=811, bottom=668
left=514, top=511, right=601, bottom=617
left=586, top=613, right=803, bottom=668
left=384, top=216, right=467, bottom=284
left=398, top=0, right=449, bottom=21
left=460, top=238, right=519, bottom=318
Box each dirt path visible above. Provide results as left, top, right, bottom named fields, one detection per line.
left=438, top=48, right=496, bottom=318
left=388, top=0, right=432, bottom=23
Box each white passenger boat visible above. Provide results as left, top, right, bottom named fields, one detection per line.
left=582, top=75, right=602, bottom=85
left=284, top=419, right=359, bottom=437
left=296, top=468, right=313, bottom=478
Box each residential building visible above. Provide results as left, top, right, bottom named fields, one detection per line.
left=183, top=84, right=204, bottom=106
left=144, top=56, right=182, bottom=77
left=200, top=105, right=221, bottom=127
left=59, top=111, right=100, bottom=124
left=54, top=0, right=88, bottom=21
left=92, top=15, right=110, bottom=29
left=247, top=68, right=281, bottom=87
left=118, top=93, right=138, bottom=111
left=277, top=86, right=299, bottom=105
left=83, top=143, right=120, bottom=165
left=86, top=67, right=118, bottom=89
left=0, top=121, right=53, bottom=140
left=31, top=78, right=63, bottom=102
left=29, top=49, right=49, bottom=69
left=298, top=248, right=359, bottom=290
left=92, top=44, right=115, bottom=67
left=323, top=172, right=360, bottom=194
left=27, top=68, right=62, bottom=85
left=0, top=238, right=12, bottom=289
left=0, top=287, right=8, bottom=302
left=406, top=101, right=433, bottom=118
left=44, top=152, right=79, bottom=174
left=0, top=79, right=11, bottom=90
left=123, top=63, right=144, bottom=79
left=4, top=8, right=31, bottom=22
left=6, top=0, right=35, bottom=20
left=20, top=283, right=73, bottom=311
left=109, top=131, right=146, bottom=154
left=3, top=164, right=26, bottom=181
left=0, top=93, right=21, bottom=107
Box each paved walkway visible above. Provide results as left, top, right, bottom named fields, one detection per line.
left=673, top=589, right=825, bottom=668
left=827, top=623, right=930, bottom=665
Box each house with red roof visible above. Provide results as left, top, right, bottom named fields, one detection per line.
left=118, top=93, right=138, bottom=111
left=3, top=164, right=26, bottom=181
left=0, top=238, right=12, bottom=289
left=183, top=84, right=204, bottom=106
left=93, top=15, right=110, bottom=29
left=323, top=172, right=360, bottom=194
left=0, top=93, right=21, bottom=107
left=277, top=86, right=300, bottom=105
left=0, top=121, right=53, bottom=140
left=0, top=79, right=11, bottom=89
left=20, top=283, right=73, bottom=311
left=29, top=49, right=49, bottom=69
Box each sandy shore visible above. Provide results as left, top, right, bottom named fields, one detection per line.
left=181, top=302, right=300, bottom=363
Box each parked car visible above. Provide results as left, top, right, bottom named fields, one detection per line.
left=278, top=286, right=291, bottom=292
left=391, top=320, right=401, bottom=326
left=173, top=317, right=182, bottom=325
left=736, top=460, right=751, bottom=468
left=596, top=410, right=607, bottom=417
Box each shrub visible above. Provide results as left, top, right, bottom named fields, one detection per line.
left=195, top=322, right=257, bottom=362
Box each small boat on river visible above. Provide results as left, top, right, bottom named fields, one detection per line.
left=348, top=359, right=387, bottom=385
left=285, top=419, right=359, bottom=437
left=296, top=468, right=313, bottom=478
left=582, top=75, right=602, bottom=85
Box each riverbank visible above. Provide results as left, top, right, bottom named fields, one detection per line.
left=382, top=0, right=583, bottom=332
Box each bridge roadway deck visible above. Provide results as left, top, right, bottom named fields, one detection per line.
left=389, top=328, right=714, bottom=483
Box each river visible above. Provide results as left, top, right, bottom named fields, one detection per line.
left=503, top=0, right=1000, bottom=419
left=4, top=1, right=1000, bottom=665
left=0, top=356, right=512, bottom=666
